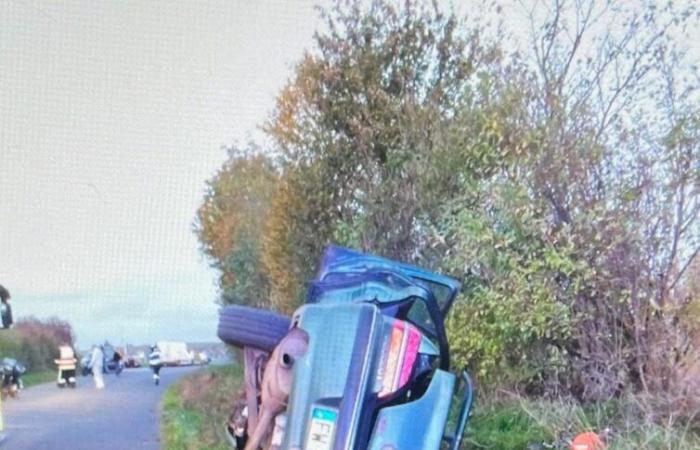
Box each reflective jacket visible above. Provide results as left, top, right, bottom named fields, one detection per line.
left=148, top=348, right=162, bottom=367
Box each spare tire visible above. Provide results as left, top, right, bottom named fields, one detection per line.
left=218, top=305, right=292, bottom=352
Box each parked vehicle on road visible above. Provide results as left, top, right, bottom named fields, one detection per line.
left=156, top=341, right=194, bottom=366
left=80, top=343, right=124, bottom=376
left=195, top=351, right=211, bottom=365
left=218, top=245, right=473, bottom=450
left=1, top=357, right=26, bottom=398
left=102, top=343, right=124, bottom=374
left=124, top=357, right=141, bottom=368
left=80, top=352, right=91, bottom=376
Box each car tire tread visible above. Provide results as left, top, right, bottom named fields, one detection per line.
left=217, top=305, right=291, bottom=352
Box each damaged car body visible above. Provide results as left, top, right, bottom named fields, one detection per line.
left=218, top=245, right=473, bottom=450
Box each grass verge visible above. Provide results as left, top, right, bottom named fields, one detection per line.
left=22, top=370, right=55, bottom=388
left=159, top=363, right=699, bottom=449
left=463, top=396, right=700, bottom=450
left=161, top=364, right=243, bottom=450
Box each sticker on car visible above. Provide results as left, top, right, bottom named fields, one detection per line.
left=306, top=407, right=337, bottom=450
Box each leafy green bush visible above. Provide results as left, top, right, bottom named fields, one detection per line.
left=443, top=185, right=577, bottom=391
left=195, top=0, right=700, bottom=406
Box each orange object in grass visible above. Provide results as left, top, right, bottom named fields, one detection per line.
left=571, top=432, right=605, bottom=450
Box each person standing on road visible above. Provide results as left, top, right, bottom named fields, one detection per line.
left=89, top=345, right=105, bottom=389
left=148, top=344, right=162, bottom=385
left=0, top=286, right=13, bottom=329
left=112, top=350, right=124, bottom=375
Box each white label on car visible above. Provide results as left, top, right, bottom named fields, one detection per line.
left=306, top=407, right=337, bottom=450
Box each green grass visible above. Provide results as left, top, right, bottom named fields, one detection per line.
left=160, top=364, right=243, bottom=450
left=159, top=363, right=699, bottom=450
left=463, top=402, right=550, bottom=449
left=22, top=370, right=55, bottom=388
left=161, top=387, right=210, bottom=450
left=462, top=397, right=700, bottom=450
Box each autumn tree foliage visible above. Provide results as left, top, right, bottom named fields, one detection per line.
left=196, top=0, right=699, bottom=409
left=194, top=146, right=278, bottom=307
left=261, top=170, right=311, bottom=313
left=259, top=0, right=489, bottom=309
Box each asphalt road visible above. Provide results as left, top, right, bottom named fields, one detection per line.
left=1, top=366, right=201, bottom=450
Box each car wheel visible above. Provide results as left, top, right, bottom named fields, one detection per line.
left=217, top=305, right=291, bottom=352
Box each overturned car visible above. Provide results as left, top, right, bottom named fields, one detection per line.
left=218, top=246, right=473, bottom=450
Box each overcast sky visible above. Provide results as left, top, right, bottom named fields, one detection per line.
left=0, top=0, right=328, bottom=347
left=1, top=1, right=697, bottom=349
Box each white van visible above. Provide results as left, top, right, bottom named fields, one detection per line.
left=156, top=341, right=193, bottom=366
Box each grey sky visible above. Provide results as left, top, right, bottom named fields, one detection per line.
left=0, top=0, right=326, bottom=347
left=1, top=0, right=697, bottom=348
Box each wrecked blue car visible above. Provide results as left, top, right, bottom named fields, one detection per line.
left=218, top=245, right=473, bottom=450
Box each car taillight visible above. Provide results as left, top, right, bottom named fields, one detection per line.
left=377, top=320, right=421, bottom=398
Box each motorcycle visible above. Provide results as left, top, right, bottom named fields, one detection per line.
left=218, top=245, right=473, bottom=450
left=1, top=357, right=26, bottom=398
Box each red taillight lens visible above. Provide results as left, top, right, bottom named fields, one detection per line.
left=377, top=320, right=421, bottom=398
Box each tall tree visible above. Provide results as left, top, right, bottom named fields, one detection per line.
left=262, top=0, right=500, bottom=309
left=195, top=147, right=278, bottom=307
left=198, top=0, right=699, bottom=406
left=440, top=0, right=700, bottom=399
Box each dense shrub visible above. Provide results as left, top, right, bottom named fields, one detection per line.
left=0, top=316, right=75, bottom=372
left=195, top=0, right=700, bottom=416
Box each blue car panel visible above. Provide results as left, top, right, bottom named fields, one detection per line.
left=219, top=245, right=472, bottom=450
left=367, top=369, right=456, bottom=450
left=313, top=246, right=461, bottom=313
left=283, top=302, right=383, bottom=450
